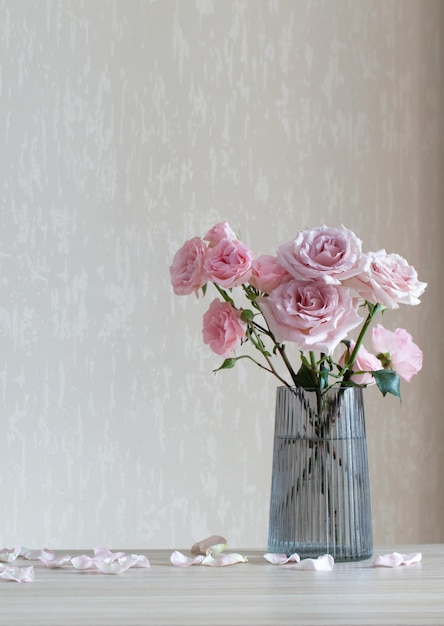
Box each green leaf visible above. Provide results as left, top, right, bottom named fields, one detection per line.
left=372, top=370, right=401, bottom=399
left=213, top=358, right=238, bottom=372
left=294, top=363, right=317, bottom=389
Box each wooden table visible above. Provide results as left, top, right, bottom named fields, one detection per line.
left=1, top=545, right=443, bottom=625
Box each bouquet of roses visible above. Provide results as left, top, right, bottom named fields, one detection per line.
left=170, top=222, right=426, bottom=398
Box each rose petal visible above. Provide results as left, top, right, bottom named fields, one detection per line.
left=191, top=535, right=228, bottom=555
left=71, top=555, right=95, bottom=570
left=170, top=550, right=205, bottom=567
left=93, top=547, right=125, bottom=560
left=296, top=554, right=335, bottom=571
left=374, top=552, right=422, bottom=567
left=19, top=547, right=48, bottom=560
left=0, top=545, right=21, bottom=563
left=201, top=552, right=248, bottom=567
left=0, top=565, right=34, bottom=583
left=263, top=553, right=301, bottom=565
left=118, top=554, right=150, bottom=569
left=39, top=552, right=72, bottom=568
left=94, top=557, right=132, bottom=575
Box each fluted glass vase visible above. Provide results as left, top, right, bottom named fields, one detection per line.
left=267, top=386, right=373, bottom=562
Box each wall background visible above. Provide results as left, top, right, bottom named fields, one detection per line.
left=0, top=0, right=443, bottom=550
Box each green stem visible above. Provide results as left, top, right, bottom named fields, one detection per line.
left=342, top=302, right=383, bottom=382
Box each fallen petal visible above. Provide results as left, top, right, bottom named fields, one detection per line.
left=263, top=553, right=301, bottom=565
left=202, top=552, right=248, bottom=567
left=0, top=565, right=34, bottom=583
left=94, top=557, right=133, bottom=575
left=19, top=547, right=47, bottom=560
left=170, top=550, right=204, bottom=567
left=0, top=545, right=21, bottom=563
left=121, top=554, right=150, bottom=568
left=93, top=547, right=125, bottom=560
left=191, top=535, right=228, bottom=555
left=39, top=552, right=72, bottom=568
left=71, top=555, right=95, bottom=570
left=374, top=552, right=422, bottom=568
left=296, top=554, right=335, bottom=571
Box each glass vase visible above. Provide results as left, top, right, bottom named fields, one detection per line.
left=267, top=386, right=373, bottom=562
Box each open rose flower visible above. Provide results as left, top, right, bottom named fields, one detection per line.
left=371, top=325, right=423, bottom=382
left=169, top=237, right=207, bottom=296
left=204, top=238, right=254, bottom=287
left=345, top=250, right=427, bottom=309
left=338, top=342, right=383, bottom=386
left=277, top=225, right=367, bottom=284
left=250, top=255, right=291, bottom=294
left=202, top=299, right=246, bottom=358
left=258, top=279, right=362, bottom=355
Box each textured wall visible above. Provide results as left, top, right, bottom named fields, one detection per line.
left=0, top=0, right=443, bottom=549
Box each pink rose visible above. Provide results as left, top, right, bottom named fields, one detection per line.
left=258, top=279, right=362, bottom=355
left=371, top=324, right=423, bottom=382
left=249, top=255, right=291, bottom=293
left=170, top=237, right=208, bottom=296
left=338, top=342, right=383, bottom=386
left=203, top=221, right=237, bottom=246
left=345, top=250, right=427, bottom=309
left=277, top=225, right=367, bottom=283
left=202, top=299, right=246, bottom=358
left=203, top=238, right=254, bottom=288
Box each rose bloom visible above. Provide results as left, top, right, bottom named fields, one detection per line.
left=203, top=221, right=237, bottom=246
left=204, top=237, right=254, bottom=288
left=345, top=250, right=427, bottom=309
left=170, top=237, right=207, bottom=296
left=371, top=324, right=423, bottom=382
left=338, top=342, right=383, bottom=386
left=249, top=255, right=291, bottom=294
left=258, top=279, right=362, bottom=355
left=202, top=299, right=246, bottom=358
left=277, top=225, right=367, bottom=284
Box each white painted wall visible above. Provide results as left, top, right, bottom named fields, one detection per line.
left=0, top=0, right=443, bottom=549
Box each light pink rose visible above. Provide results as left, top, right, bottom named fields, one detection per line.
left=277, top=225, right=367, bottom=283
left=345, top=250, right=427, bottom=309
left=202, top=299, right=246, bottom=358
left=249, top=255, right=291, bottom=293
left=371, top=324, right=423, bottom=382
left=203, top=221, right=237, bottom=246
left=203, top=238, right=254, bottom=287
left=258, top=279, right=362, bottom=355
left=338, top=342, right=383, bottom=386
left=170, top=237, right=208, bottom=296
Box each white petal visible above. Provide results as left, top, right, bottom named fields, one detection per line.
left=0, top=565, right=34, bottom=582
left=0, top=545, right=21, bottom=563
left=296, top=554, right=335, bottom=571
left=202, top=552, right=248, bottom=567
left=71, top=555, right=95, bottom=570
left=263, top=553, right=300, bottom=565
left=374, top=552, right=422, bottom=567
left=170, top=550, right=204, bottom=567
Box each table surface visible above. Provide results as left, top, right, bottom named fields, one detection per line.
left=1, top=544, right=443, bottom=626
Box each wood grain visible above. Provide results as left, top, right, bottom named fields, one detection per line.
left=0, top=545, right=442, bottom=625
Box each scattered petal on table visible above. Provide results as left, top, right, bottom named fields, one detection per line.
left=295, top=554, right=335, bottom=571
left=263, top=553, right=301, bottom=565
left=93, top=547, right=125, bottom=560
left=71, top=555, right=95, bottom=570
left=374, top=552, right=422, bottom=568
left=19, top=547, right=47, bottom=560
left=170, top=550, right=205, bottom=567
left=122, top=554, right=150, bottom=568
left=0, top=545, right=21, bottom=563
left=39, top=551, right=72, bottom=568
left=191, top=535, right=227, bottom=555
left=0, top=564, right=34, bottom=583
left=201, top=551, right=248, bottom=567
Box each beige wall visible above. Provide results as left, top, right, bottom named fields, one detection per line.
left=0, top=0, right=443, bottom=549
